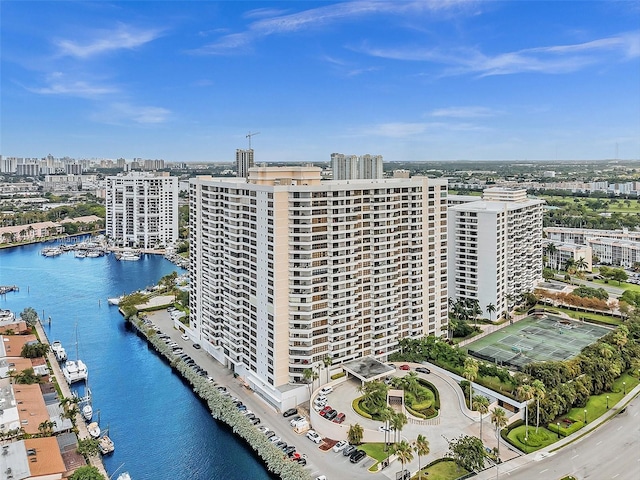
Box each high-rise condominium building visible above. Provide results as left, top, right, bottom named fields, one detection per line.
left=190, top=167, right=448, bottom=409
left=236, top=149, right=255, bottom=178
left=105, top=172, right=178, bottom=249
left=448, top=187, right=543, bottom=320
left=331, top=153, right=383, bottom=180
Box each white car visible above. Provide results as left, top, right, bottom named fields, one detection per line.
left=181, top=333, right=189, bottom=341
left=315, top=476, right=327, bottom=480
left=332, top=440, right=348, bottom=452
left=291, top=417, right=307, bottom=427
left=315, top=395, right=327, bottom=403
left=319, top=386, right=333, bottom=395
left=269, top=436, right=281, bottom=443
left=306, top=430, right=322, bottom=444
left=378, top=425, right=394, bottom=433
left=313, top=402, right=325, bottom=411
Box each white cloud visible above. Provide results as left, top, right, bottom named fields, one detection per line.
left=91, top=102, right=170, bottom=125
left=355, top=120, right=487, bottom=138
left=55, top=24, right=163, bottom=58
left=28, top=73, right=118, bottom=97
left=430, top=106, right=499, bottom=118
left=358, top=31, right=640, bottom=76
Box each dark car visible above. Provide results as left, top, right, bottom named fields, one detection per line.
left=251, top=417, right=261, bottom=425
left=284, top=446, right=296, bottom=456
left=325, top=409, right=337, bottom=421
left=275, top=441, right=287, bottom=450
left=294, top=457, right=307, bottom=466
left=416, top=367, right=431, bottom=374
left=342, top=445, right=357, bottom=457
left=193, top=343, right=201, bottom=349
left=350, top=449, right=366, bottom=463
left=283, top=408, right=298, bottom=418
left=333, top=412, right=346, bottom=424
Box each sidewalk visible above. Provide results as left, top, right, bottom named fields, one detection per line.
left=474, top=383, right=640, bottom=479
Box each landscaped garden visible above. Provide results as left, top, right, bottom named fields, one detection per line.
left=411, top=458, right=469, bottom=480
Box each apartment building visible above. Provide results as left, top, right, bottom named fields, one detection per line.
left=235, top=149, right=255, bottom=178
left=544, top=226, right=640, bottom=245
left=586, top=237, right=640, bottom=269
left=105, top=172, right=178, bottom=249
left=190, top=167, right=448, bottom=409
left=331, top=153, right=384, bottom=180
left=544, top=240, right=593, bottom=272
left=448, top=187, right=544, bottom=320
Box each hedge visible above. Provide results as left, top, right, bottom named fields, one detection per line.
left=416, top=378, right=441, bottom=409
left=405, top=405, right=426, bottom=419
left=352, top=397, right=373, bottom=419
left=331, top=372, right=346, bottom=380
left=548, top=420, right=584, bottom=437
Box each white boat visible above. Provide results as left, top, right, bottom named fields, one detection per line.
left=82, top=404, right=93, bottom=421
left=117, top=473, right=131, bottom=480
left=116, top=250, right=141, bottom=261
left=107, top=295, right=124, bottom=306
left=75, top=250, right=87, bottom=258
left=41, top=247, right=63, bottom=257
left=62, top=359, right=88, bottom=384
left=86, top=250, right=102, bottom=258
left=98, top=435, right=115, bottom=455
left=87, top=421, right=101, bottom=438
left=50, top=341, right=67, bottom=362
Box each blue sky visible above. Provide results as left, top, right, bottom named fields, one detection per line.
left=2, top=1, right=639, bottom=163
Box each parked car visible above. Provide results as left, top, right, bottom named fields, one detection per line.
left=294, top=457, right=307, bottom=466
left=306, top=430, right=322, bottom=444
left=325, top=409, right=338, bottom=421
left=275, top=441, right=287, bottom=450
left=333, top=412, right=346, bottom=424
left=416, top=367, right=431, bottom=374
left=315, top=394, right=328, bottom=404
left=332, top=440, right=348, bottom=452
left=342, top=445, right=357, bottom=456
left=319, top=406, right=332, bottom=417
left=181, top=333, right=189, bottom=341
left=319, top=386, right=333, bottom=395
left=283, top=408, right=298, bottom=417
left=313, top=401, right=326, bottom=411
left=399, top=364, right=411, bottom=371
left=350, top=449, right=367, bottom=463
left=193, top=343, right=201, bottom=349
left=251, top=417, right=261, bottom=425
left=283, top=446, right=296, bottom=456
left=378, top=425, right=394, bottom=433
left=269, top=436, right=282, bottom=444
left=289, top=415, right=303, bottom=426
left=257, top=425, right=269, bottom=434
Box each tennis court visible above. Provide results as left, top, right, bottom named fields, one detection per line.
left=465, top=315, right=611, bottom=369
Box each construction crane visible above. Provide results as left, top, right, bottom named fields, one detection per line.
left=246, top=131, right=260, bottom=150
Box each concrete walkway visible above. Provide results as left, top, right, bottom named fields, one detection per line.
left=36, top=321, right=108, bottom=477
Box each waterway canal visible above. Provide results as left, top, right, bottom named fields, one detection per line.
left=0, top=239, right=273, bottom=480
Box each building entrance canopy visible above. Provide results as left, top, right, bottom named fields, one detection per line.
left=341, top=356, right=395, bottom=383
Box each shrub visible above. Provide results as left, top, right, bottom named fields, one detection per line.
left=331, top=371, right=346, bottom=380
left=352, top=397, right=373, bottom=419
left=405, top=405, right=426, bottom=419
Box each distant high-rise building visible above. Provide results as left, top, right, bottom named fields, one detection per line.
left=331, top=153, right=383, bottom=180
left=190, top=166, right=448, bottom=409
left=105, top=172, right=178, bottom=249
left=236, top=149, right=254, bottom=178
left=448, top=187, right=543, bottom=321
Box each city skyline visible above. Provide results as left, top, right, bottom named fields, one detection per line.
left=2, top=1, right=639, bottom=163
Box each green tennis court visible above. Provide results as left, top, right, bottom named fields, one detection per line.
left=465, top=315, right=611, bottom=369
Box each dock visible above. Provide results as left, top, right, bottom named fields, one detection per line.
left=0, top=285, right=19, bottom=294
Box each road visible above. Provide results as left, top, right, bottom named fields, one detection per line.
left=477, top=395, right=640, bottom=480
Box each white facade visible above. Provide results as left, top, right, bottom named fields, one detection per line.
left=190, top=167, right=448, bottom=409
left=544, top=226, right=640, bottom=245
left=586, top=237, right=640, bottom=269
left=105, top=172, right=178, bottom=249
left=448, top=188, right=544, bottom=320
left=544, top=240, right=592, bottom=272
left=331, top=153, right=383, bottom=180
left=235, top=149, right=254, bottom=178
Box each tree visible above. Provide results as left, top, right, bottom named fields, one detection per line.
left=380, top=406, right=394, bottom=451
left=13, top=367, right=40, bottom=384
left=323, top=356, right=333, bottom=384
left=462, top=357, right=479, bottom=407
left=392, top=440, right=414, bottom=475
left=516, top=383, right=535, bottom=441
left=486, top=303, right=496, bottom=322
left=574, top=257, right=588, bottom=273
left=21, top=341, right=49, bottom=358
left=413, top=434, right=430, bottom=480
left=37, top=420, right=56, bottom=437
left=69, top=465, right=105, bottom=480
left=447, top=434, right=485, bottom=472
left=19, top=307, right=39, bottom=326
left=390, top=412, right=408, bottom=444
left=491, top=407, right=508, bottom=459
left=76, top=438, right=100, bottom=458
left=472, top=395, right=490, bottom=442
left=543, top=267, right=555, bottom=281
left=347, top=423, right=364, bottom=445
left=612, top=268, right=628, bottom=285
left=531, top=379, right=546, bottom=433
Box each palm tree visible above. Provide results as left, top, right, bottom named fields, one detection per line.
left=531, top=379, right=546, bottom=433
left=323, top=356, right=333, bottom=384
left=575, top=256, right=587, bottom=273
left=380, top=406, right=394, bottom=451
left=413, top=434, right=430, bottom=480
left=390, top=412, right=408, bottom=444
left=303, top=367, right=319, bottom=397
left=392, top=440, right=414, bottom=476
left=486, top=303, right=496, bottom=322
left=472, top=395, right=490, bottom=442
left=347, top=423, right=364, bottom=445
left=516, top=384, right=535, bottom=441
left=462, top=357, right=479, bottom=407
left=491, top=407, right=508, bottom=459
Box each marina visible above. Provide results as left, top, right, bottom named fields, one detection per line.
left=0, top=237, right=273, bottom=480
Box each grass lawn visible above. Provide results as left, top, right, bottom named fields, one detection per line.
left=506, top=425, right=557, bottom=453
left=591, top=278, right=640, bottom=293
left=538, top=304, right=622, bottom=326
left=567, top=370, right=640, bottom=423
left=359, top=442, right=389, bottom=462
left=411, top=460, right=469, bottom=480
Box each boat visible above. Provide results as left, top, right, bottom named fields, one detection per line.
left=86, top=250, right=102, bottom=258
left=107, top=295, right=124, bottom=306
left=116, top=249, right=141, bottom=261
left=87, top=421, right=101, bottom=438
left=50, top=341, right=67, bottom=362
left=41, top=247, right=63, bottom=257
left=63, top=359, right=88, bottom=384
left=117, top=473, right=132, bottom=480
left=82, top=404, right=93, bottom=421
left=98, top=434, right=115, bottom=455
left=75, top=250, right=87, bottom=258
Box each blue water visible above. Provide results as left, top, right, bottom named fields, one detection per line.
left=0, top=238, right=273, bottom=480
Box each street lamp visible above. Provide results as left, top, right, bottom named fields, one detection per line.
left=606, top=395, right=609, bottom=409
left=584, top=409, right=587, bottom=424
left=557, top=422, right=560, bottom=439
left=623, top=381, right=626, bottom=395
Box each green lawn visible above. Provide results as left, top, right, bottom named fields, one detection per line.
left=359, top=442, right=389, bottom=462
left=536, top=304, right=622, bottom=326
left=411, top=460, right=469, bottom=480
left=506, top=425, right=558, bottom=453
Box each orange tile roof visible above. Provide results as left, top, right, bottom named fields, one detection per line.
left=2, top=334, right=38, bottom=357
left=24, top=437, right=66, bottom=478
left=0, top=321, right=29, bottom=334
left=13, top=383, right=50, bottom=435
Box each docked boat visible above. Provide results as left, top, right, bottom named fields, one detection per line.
left=117, top=473, right=132, bottom=480
left=62, top=359, right=88, bottom=384
left=98, top=434, right=115, bottom=455
left=86, top=250, right=102, bottom=258
left=107, top=295, right=124, bottom=306
left=82, top=404, right=93, bottom=421
left=41, top=247, right=63, bottom=257
left=116, top=249, right=141, bottom=261
left=50, top=341, right=67, bottom=362
left=87, top=421, right=101, bottom=438
left=74, top=250, right=87, bottom=259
